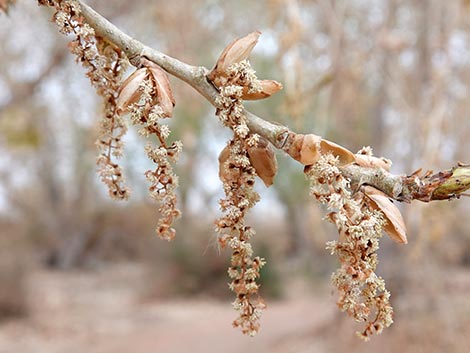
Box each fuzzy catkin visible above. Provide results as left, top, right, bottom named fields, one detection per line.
left=126, top=72, right=181, bottom=241
left=306, top=154, right=394, bottom=340
left=40, top=0, right=181, bottom=239
left=40, top=0, right=131, bottom=199
left=215, top=61, right=266, bottom=336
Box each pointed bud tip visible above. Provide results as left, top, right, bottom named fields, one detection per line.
left=209, top=31, right=262, bottom=80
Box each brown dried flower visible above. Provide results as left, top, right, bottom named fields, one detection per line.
left=220, top=136, right=278, bottom=187
left=214, top=60, right=267, bottom=336
left=40, top=0, right=181, bottom=240
left=306, top=153, right=394, bottom=340
left=94, top=40, right=130, bottom=201
left=39, top=0, right=131, bottom=200
left=119, top=63, right=181, bottom=241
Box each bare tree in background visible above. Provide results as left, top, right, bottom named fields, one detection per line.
left=1, top=0, right=469, bottom=341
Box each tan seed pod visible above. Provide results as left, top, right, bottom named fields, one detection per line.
left=247, top=137, right=278, bottom=187
left=320, top=139, right=355, bottom=165
left=208, top=31, right=261, bottom=81
left=363, top=185, right=408, bottom=244
left=116, top=68, right=148, bottom=112
left=242, top=80, right=283, bottom=100
left=355, top=154, right=392, bottom=171
left=148, top=66, right=176, bottom=117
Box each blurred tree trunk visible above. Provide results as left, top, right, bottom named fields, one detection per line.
left=371, top=0, right=397, bottom=154
left=284, top=200, right=310, bottom=259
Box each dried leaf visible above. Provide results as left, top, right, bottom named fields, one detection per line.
left=247, top=137, right=278, bottom=187
left=363, top=186, right=408, bottom=244
left=116, top=68, right=148, bottom=112
left=320, top=139, right=355, bottom=165
left=208, top=31, right=261, bottom=81
left=355, top=154, right=392, bottom=171
left=242, top=80, right=283, bottom=100
left=148, top=65, right=176, bottom=117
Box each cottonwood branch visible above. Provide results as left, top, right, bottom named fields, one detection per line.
left=78, top=1, right=288, bottom=145
left=76, top=0, right=469, bottom=203
left=342, top=163, right=470, bottom=202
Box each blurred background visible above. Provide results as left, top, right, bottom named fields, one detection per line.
left=0, top=0, right=469, bottom=352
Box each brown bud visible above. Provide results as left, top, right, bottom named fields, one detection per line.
left=147, top=65, right=176, bottom=117
left=285, top=133, right=322, bottom=165
left=355, top=154, right=392, bottom=171
left=208, top=31, right=261, bottom=81
left=242, top=80, right=283, bottom=100
left=320, top=139, right=355, bottom=165
left=363, top=185, right=408, bottom=244
left=116, top=68, right=148, bottom=112
left=247, top=137, right=278, bottom=187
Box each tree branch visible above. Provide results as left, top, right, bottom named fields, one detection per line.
left=78, top=1, right=289, bottom=146
left=342, top=164, right=470, bottom=202
left=76, top=0, right=469, bottom=202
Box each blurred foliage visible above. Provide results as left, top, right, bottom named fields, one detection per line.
left=0, top=107, right=41, bottom=149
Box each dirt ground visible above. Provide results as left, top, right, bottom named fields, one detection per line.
left=0, top=263, right=469, bottom=353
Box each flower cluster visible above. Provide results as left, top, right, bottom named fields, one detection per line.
left=123, top=67, right=181, bottom=241
left=214, top=61, right=267, bottom=336
left=40, top=0, right=181, bottom=240
left=39, top=0, right=130, bottom=200
left=94, top=40, right=130, bottom=201
left=215, top=61, right=260, bottom=129
left=305, top=153, right=394, bottom=340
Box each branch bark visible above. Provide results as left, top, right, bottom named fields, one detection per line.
left=78, top=1, right=288, bottom=146
left=75, top=0, right=469, bottom=203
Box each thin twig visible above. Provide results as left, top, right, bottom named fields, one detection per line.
left=75, top=0, right=469, bottom=203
